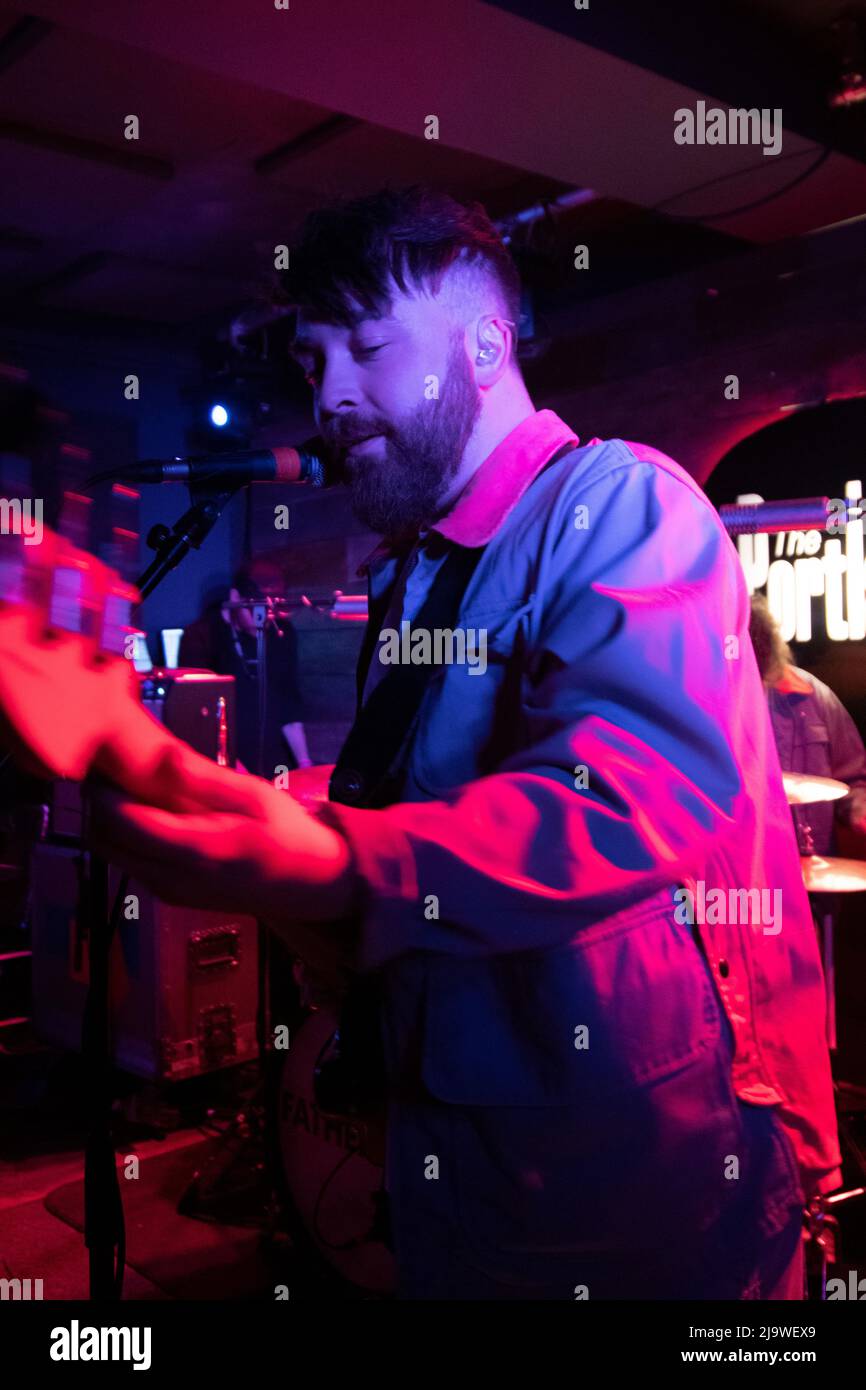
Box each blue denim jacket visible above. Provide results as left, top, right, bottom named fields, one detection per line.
left=317, top=411, right=841, bottom=1288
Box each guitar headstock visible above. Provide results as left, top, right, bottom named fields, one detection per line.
left=0, top=522, right=141, bottom=780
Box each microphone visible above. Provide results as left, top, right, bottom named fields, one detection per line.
left=718, top=496, right=858, bottom=535
left=89, top=440, right=334, bottom=488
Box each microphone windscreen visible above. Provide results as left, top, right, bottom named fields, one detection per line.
left=270, top=447, right=305, bottom=483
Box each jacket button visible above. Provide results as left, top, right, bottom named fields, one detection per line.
left=330, top=767, right=365, bottom=804
left=718, top=958, right=730, bottom=978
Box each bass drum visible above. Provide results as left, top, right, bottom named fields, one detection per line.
left=278, top=1003, right=395, bottom=1295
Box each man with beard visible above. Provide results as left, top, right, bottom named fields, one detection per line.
left=89, top=185, right=839, bottom=1300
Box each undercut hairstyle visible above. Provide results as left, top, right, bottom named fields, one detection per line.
left=277, top=184, right=522, bottom=333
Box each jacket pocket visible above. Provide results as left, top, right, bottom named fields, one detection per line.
left=422, top=895, right=740, bottom=1265
left=801, top=723, right=832, bottom=777
left=420, top=889, right=721, bottom=1107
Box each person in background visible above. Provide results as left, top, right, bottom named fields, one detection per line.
left=749, top=592, right=866, bottom=856
left=179, top=564, right=311, bottom=778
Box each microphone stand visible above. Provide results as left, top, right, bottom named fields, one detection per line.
left=80, top=839, right=126, bottom=1299
left=81, top=481, right=244, bottom=1299
left=136, top=486, right=241, bottom=600
left=252, top=601, right=278, bottom=1235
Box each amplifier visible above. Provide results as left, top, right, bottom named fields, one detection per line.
left=138, top=669, right=237, bottom=767
left=29, top=843, right=259, bottom=1080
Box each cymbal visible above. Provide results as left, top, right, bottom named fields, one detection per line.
left=783, top=771, right=849, bottom=805
left=801, top=855, right=866, bottom=893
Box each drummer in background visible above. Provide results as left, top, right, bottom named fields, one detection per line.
left=180, top=563, right=312, bottom=778
left=749, top=592, right=866, bottom=856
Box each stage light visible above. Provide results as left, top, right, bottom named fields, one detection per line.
left=209, top=403, right=230, bottom=428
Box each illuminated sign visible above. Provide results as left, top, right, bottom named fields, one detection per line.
left=736, top=479, right=866, bottom=642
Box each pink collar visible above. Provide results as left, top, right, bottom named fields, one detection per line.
left=772, top=665, right=814, bottom=696
left=432, top=409, right=579, bottom=546
left=357, top=409, right=579, bottom=574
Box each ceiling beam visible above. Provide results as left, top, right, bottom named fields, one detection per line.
left=0, top=119, right=174, bottom=179
left=254, top=113, right=361, bottom=176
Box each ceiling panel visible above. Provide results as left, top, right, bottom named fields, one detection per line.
left=258, top=120, right=569, bottom=205
left=3, top=0, right=857, bottom=331
left=18, top=0, right=843, bottom=226
left=0, top=24, right=325, bottom=160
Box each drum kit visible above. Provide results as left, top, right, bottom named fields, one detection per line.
left=782, top=770, right=866, bottom=1054
left=780, top=769, right=866, bottom=1295
left=784, top=771, right=866, bottom=892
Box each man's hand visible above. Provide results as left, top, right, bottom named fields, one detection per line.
left=87, top=744, right=360, bottom=930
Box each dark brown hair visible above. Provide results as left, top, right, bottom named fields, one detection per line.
left=749, top=592, right=792, bottom=683
left=277, top=184, right=522, bottom=329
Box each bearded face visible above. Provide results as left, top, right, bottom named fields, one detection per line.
left=292, top=285, right=486, bottom=537
left=326, top=332, right=481, bottom=536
